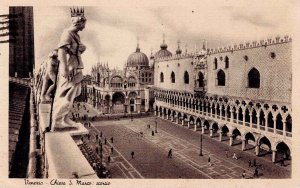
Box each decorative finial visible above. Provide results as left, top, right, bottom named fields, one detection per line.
left=202, top=40, right=206, bottom=50
left=136, top=36, right=140, bottom=52
left=163, top=33, right=165, bottom=44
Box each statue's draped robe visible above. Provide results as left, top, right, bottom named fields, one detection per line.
left=52, top=29, right=86, bottom=129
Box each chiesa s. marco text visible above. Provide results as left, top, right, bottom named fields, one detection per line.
left=7, top=6, right=292, bottom=180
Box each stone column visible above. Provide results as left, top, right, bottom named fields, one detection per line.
left=209, top=128, right=213, bottom=137
left=265, top=117, right=268, bottom=131
left=272, top=150, right=277, bottom=163
left=242, top=111, right=246, bottom=126
left=255, top=145, right=260, bottom=156
left=256, top=114, right=260, bottom=130
left=166, top=114, right=169, bottom=120
left=219, top=131, right=223, bottom=141
left=283, top=120, right=286, bottom=137
left=187, top=121, right=190, bottom=128
left=242, top=139, right=246, bottom=151
left=171, top=115, right=174, bottom=122
left=176, top=117, right=179, bottom=124
left=249, top=114, right=253, bottom=128
left=154, top=110, right=157, bottom=116
left=230, top=108, right=234, bottom=123
left=182, top=119, right=185, bottom=126
left=273, top=117, right=277, bottom=134
left=194, top=123, right=197, bottom=131
left=229, top=135, right=233, bottom=146
left=201, top=125, right=205, bottom=134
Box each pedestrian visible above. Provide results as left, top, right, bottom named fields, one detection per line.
left=108, top=156, right=111, bottom=163
left=248, top=160, right=252, bottom=167
left=242, top=170, right=246, bottom=179
left=208, top=156, right=212, bottom=166
left=96, top=134, right=98, bottom=140
left=111, top=137, right=114, bottom=143
left=253, top=167, right=259, bottom=178
left=152, top=130, right=154, bottom=136
left=168, top=149, right=172, bottom=158
left=95, top=146, right=99, bottom=154
left=111, top=147, right=114, bottom=154
left=232, top=152, right=237, bottom=160
left=100, top=131, right=103, bottom=137
left=225, top=149, right=228, bottom=158
left=87, top=134, right=90, bottom=140
left=131, top=151, right=134, bottom=159
left=253, top=159, right=256, bottom=167
left=104, top=138, right=107, bottom=145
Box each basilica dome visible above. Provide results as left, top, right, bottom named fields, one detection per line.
left=154, top=40, right=173, bottom=59
left=127, top=45, right=149, bottom=67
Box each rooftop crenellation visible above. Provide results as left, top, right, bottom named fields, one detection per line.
left=155, top=35, right=292, bottom=62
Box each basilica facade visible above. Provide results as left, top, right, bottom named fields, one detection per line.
left=84, top=35, right=292, bottom=163
left=85, top=43, right=154, bottom=114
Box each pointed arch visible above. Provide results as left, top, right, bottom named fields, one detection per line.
left=198, top=71, right=204, bottom=87
left=171, top=71, right=175, bottom=83
left=184, top=71, right=189, bottom=84
left=217, top=70, right=226, bottom=86
left=160, top=72, right=164, bottom=83
left=248, top=68, right=260, bottom=88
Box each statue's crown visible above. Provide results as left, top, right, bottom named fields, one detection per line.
left=70, top=7, right=84, bottom=17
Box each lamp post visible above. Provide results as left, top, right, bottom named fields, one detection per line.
left=199, top=132, right=203, bottom=156
left=100, top=142, right=103, bottom=165
left=155, top=116, right=158, bottom=133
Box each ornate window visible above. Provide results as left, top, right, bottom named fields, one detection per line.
left=160, top=72, right=164, bottom=83
left=171, top=71, right=175, bottom=83
left=217, top=70, right=225, bottom=86
left=248, top=68, right=260, bottom=88
left=225, top=56, right=229, bottom=68
left=198, top=72, right=204, bottom=87
left=184, top=71, right=189, bottom=84
left=214, top=58, right=218, bottom=69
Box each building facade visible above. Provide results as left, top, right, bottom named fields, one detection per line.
left=153, top=35, right=292, bottom=163
left=86, top=43, right=154, bottom=114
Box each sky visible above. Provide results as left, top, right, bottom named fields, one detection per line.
left=33, top=0, right=295, bottom=75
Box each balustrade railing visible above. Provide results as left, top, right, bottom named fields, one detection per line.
left=286, top=132, right=292, bottom=137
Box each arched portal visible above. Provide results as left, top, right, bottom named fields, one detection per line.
left=112, top=92, right=125, bottom=113
left=244, top=132, right=256, bottom=150
left=232, top=128, right=242, bottom=146
left=258, top=136, right=272, bottom=157
left=276, top=142, right=291, bottom=163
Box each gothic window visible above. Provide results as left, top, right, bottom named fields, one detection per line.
left=198, top=72, right=204, bottom=87
left=248, top=68, right=260, bottom=88
left=160, top=72, right=164, bottom=83
left=214, top=58, right=218, bottom=69
left=225, top=56, right=229, bottom=68
left=217, top=70, right=225, bottom=86
left=171, top=71, right=175, bottom=83
left=184, top=71, right=189, bottom=84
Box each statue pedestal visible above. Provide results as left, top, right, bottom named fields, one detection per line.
left=39, top=103, right=89, bottom=136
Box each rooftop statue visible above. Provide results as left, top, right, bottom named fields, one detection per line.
left=51, top=8, right=87, bottom=131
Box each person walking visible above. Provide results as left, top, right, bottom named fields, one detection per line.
left=168, top=149, right=172, bottom=158
left=248, top=160, right=252, bottom=167
left=242, top=170, right=246, bottom=179
left=104, top=137, right=107, bottom=145
left=152, top=130, right=154, bottom=136
left=108, top=156, right=111, bottom=163
left=111, top=147, right=114, bottom=154
left=225, top=149, right=229, bottom=158
left=131, top=151, right=134, bottom=159
left=253, top=167, right=259, bottom=178
left=208, top=156, right=212, bottom=166
left=232, top=152, right=238, bottom=160
left=253, top=159, right=256, bottom=167
left=100, top=131, right=103, bottom=137
left=110, top=137, right=114, bottom=143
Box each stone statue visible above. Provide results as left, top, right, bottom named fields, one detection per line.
left=40, top=50, right=59, bottom=103
left=51, top=8, right=87, bottom=131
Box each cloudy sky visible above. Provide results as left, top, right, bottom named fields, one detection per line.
left=34, top=0, right=295, bottom=74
